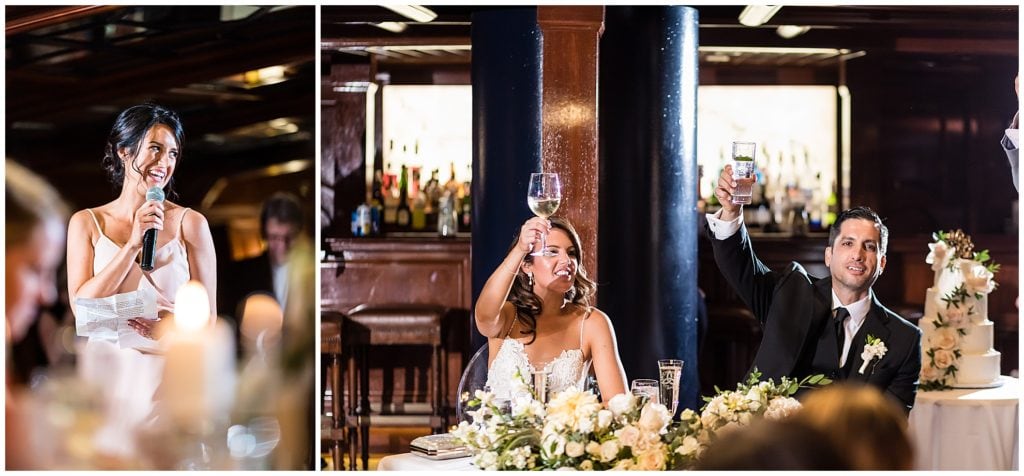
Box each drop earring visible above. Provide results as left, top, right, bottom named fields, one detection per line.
left=527, top=273, right=534, bottom=286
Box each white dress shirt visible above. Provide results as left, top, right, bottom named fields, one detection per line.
left=833, top=292, right=871, bottom=367
left=273, top=263, right=290, bottom=309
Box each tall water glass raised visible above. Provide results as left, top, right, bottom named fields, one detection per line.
left=658, top=359, right=683, bottom=419
left=731, top=141, right=756, bottom=205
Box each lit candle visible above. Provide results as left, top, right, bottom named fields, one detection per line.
left=163, top=281, right=236, bottom=428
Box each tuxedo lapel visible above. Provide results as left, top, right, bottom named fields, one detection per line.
left=808, top=278, right=841, bottom=377
left=846, top=297, right=893, bottom=382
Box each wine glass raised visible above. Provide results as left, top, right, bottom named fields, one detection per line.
left=526, top=172, right=562, bottom=257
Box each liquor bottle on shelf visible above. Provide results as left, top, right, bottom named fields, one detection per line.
left=445, top=162, right=459, bottom=197
left=411, top=195, right=427, bottom=231
left=396, top=164, right=411, bottom=229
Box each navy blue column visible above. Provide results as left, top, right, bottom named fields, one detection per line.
left=470, top=9, right=543, bottom=349
left=598, top=6, right=701, bottom=412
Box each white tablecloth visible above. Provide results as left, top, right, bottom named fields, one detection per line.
left=378, top=453, right=476, bottom=471
left=908, top=375, right=1019, bottom=470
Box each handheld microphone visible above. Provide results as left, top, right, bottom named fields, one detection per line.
left=140, top=186, right=165, bottom=271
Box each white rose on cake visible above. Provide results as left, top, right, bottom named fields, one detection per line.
left=926, top=240, right=952, bottom=271
left=944, top=306, right=969, bottom=329
left=962, top=262, right=996, bottom=295
left=932, top=349, right=956, bottom=369
left=931, top=326, right=959, bottom=350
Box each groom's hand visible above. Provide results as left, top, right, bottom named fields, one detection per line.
left=715, top=164, right=744, bottom=222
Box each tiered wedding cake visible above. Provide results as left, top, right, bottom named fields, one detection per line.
left=920, top=230, right=1001, bottom=390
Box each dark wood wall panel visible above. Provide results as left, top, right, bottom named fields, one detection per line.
left=321, top=63, right=371, bottom=235
left=321, top=238, right=471, bottom=314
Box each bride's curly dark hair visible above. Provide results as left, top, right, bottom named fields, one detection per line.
left=505, top=216, right=596, bottom=344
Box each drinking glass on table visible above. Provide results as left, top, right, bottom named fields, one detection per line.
left=731, top=141, right=757, bottom=205
left=630, top=379, right=660, bottom=406
left=658, top=359, right=683, bottom=419
left=527, top=172, right=562, bottom=257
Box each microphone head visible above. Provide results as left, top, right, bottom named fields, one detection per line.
left=146, top=186, right=165, bottom=202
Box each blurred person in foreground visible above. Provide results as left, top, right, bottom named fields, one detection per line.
left=795, top=382, right=915, bottom=470
left=707, top=165, right=922, bottom=412
left=696, top=417, right=851, bottom=470
left=6, top=159, right=71, bottom=469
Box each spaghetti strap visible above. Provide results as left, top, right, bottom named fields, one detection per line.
left=504, top=313, right=520, bottom=339
left=178, top=207, right=191, bottom=238
left=85, top=208, right=103, bottom=234
left=578, top=306, right=593, bottom=349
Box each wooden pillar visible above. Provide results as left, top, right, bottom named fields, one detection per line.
left=537, top=6, right=605, bottom=281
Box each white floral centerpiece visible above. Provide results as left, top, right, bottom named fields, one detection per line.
left=451, top=368, right=828, bottom=470
left=921, top=230, right=999, bottom=391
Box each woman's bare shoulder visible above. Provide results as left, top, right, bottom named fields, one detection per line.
left=581, top=306, right=615, bottom=333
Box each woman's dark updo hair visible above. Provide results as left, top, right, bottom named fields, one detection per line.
left=102, top=103, right=184, bottom=194
left=504, top=216, right=597, bottom=344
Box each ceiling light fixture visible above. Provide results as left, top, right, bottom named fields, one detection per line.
left=381, top=5, right=437, bottom=23
left=738, top=5, right=782, bottom=27
left=373, top=21, right=408, bottom=33
left=776, top=25, right=810, bottom=39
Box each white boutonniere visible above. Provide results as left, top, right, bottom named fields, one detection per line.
left=859, top=334, right=887, bottom=375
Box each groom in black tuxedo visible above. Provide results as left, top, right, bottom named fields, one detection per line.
left=705, top=166, right=922, bottom=412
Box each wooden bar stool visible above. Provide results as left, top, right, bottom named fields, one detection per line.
left=345, top=304, right=450, bottom=470
left=320, top=311, right=362, bottom=470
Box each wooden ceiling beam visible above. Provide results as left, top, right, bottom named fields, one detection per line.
left=5, top=6, right=122, bottom=36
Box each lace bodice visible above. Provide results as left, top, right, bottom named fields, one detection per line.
left=485, top=339, right=590, bottom=399
left=484, top=308, right=593, bottom=400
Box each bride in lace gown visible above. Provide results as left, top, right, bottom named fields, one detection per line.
left=475, top=216, right=628, bottom=401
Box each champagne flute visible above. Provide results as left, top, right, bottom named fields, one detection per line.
left=658, top=359, right=683, bottom=419
left=527, top=172, right=562, bottom=257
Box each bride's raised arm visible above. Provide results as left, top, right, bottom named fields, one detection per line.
left=474, top=217, right=550, bottom=338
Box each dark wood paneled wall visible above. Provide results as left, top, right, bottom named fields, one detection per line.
left=321, top=61, right=372, bottom=235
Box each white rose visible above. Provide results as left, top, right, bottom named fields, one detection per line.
left=638, top=403, right=671, bottom=433
left=566, top=441, right=585, bottom=458
left=675, top=435, right=701, bottom=456
left=616, top=425, right=640, bottom=447
left=763, top=397, right=802, bottom=420
left=543, top=433, right=567, bottom=457
left=637, top=445, right=666, bottom=470
left=579, top=460, right=594, bottom=471
left=932, top=349, right=956, bottom=369
left=600, top=439, right=620, bottom=462
left=586, top=440, right=602, bottom=457
left=608, top=393, right=633, bottom=417
left=921, top=364, right=941, bottom=382
left=597, top=409, right=613, bottom=429
left=945, top=306, right=969, bottom=329
left=477, top=451, right=498, bottom=470
left=927, top=241, right=951, bottom=270
left=963, top=263, right=996, bottom=295
left=931, top=327, right=959, bottom=350
left=576, top=416, right=595, bottom=435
